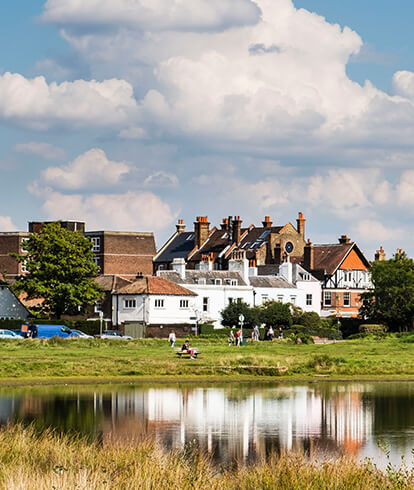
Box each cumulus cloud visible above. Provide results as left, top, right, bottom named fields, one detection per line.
left=144, top=171, right=179, bottom=187
left=38, top=190, right=176, bottom=231
left=0, top=216, right=18, bottom=232
left=397, top=170, right=414, bottom=206
left=353, top=219, right=406, bottom=242
left=39, top=148, right=130, bottom=190
left=0, top=73, right=137, bottom=130
left=14, top=142, right=66, bottom=160
left=41, top=0, right=261, bottom=32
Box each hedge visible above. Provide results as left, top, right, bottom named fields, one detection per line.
left=286, top=324, right=343, bottom=340
left=0, top=318, right=105, bottom=336
left=359, top=324, right=387, bottom=335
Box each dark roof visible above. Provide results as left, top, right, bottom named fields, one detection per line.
left=159, top=270, right=248, bottom=286
left=293, top=264, right=320, bottom=282
left=95, top=275, right=132, bottom=292
left=249, top=276, right=295, bottom=289
left=257, top=265, right=280, bottom=275
left=154, top=232, right=195, bottom=263
left=116, top=276, right=197, bottom=296
left=312, top=243, right=354, bottom=275
left=189, top=228, right=246, bottom=262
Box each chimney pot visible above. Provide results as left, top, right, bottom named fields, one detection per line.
left=296, top=212, right=306, bottom=239
left=176, top=219, right=186, bottom=233
left=262, top=216, right=273, bottom=228
left=339, top=235, right=351, bottom=244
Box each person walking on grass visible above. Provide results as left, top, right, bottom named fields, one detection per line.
left=228, top=330, right=235, bottom=346
left=236, top=329, right=242, bottom=347
left=268, top=325, right=274, bottom=341
left=169, top=330, right=176, bottom=348
left=253, top=325, right=260, bottom=342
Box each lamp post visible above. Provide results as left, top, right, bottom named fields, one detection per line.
left=239, top=313, right=245, bottom=345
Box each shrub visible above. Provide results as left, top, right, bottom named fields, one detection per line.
left=359, top=324, right=387, bottom=335
left=296, top=312, right=321, bottom=330
left=292, top=333, right=314, bottom=344
left=339, top=318, right=363, bottom=338
left=221, top=301, right=259, bottom=328
left=320, top=316, right=338, bottom=329
left=285, top=324, right=342, bottom=340
left=0, top=319, right=26, bottom=331
left=259, top=301, right=292, bottom=329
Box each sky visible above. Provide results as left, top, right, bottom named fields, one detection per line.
left=0, top=0, right=414, bottom=260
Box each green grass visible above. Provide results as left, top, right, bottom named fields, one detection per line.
left=0, top=335, right=413, bottom=383
left=0, top=425, right=412, bottom=489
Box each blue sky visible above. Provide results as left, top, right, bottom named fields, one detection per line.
left=0, top=0, right=413, bottom=259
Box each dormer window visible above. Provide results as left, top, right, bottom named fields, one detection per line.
left=213, top=279, right=222, bottom=285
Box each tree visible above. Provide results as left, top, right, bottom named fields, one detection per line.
left=12, top=222, right=103, bottom=319
left=221, top=301, right=259, bottom=328
left=360, top=251, right=414, bottom=332
left=259, top=301, right=293, bottom=329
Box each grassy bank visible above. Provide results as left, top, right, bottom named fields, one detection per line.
left=0, top=425, right=411, bottom=489
left=0, top=335, right=412, bottom=382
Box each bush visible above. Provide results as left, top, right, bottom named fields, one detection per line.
left=292, top=333, right=314, bottom=344
left=339, top=318, right=363, bottom=338
left=320, top=316, right=338, bottom=329
left=285, top=324, right=342, bottom=340
left=359, top=324, right=387, bottom=335
left=259, top=301, right=292, bottom=329
left=296, top=312, right=321, bottom=330
left=199, top=324, right=230, bottom=337
left=0, top=319, right=26, bottom=331
left=221, top=301, right=259, bottom=328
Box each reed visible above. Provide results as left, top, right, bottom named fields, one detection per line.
left=0, top=425, right=412, bottom=489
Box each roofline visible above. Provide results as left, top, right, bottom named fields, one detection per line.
left=153, top=231, right=179, bottom=261
left=331, top=242, right=368, bottom=275
left=0, top=232, right=30, bottom=236
left=85, top=231, right=154, bottom=237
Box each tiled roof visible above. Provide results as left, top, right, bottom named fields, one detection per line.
left=189, top=228, right=247, bottom=262
left=95, top=275, right=132, bottom=291
left=159, top=270, right=248, bottom=286
left=312, top=243, right=354, bottom=275
left=154, top=232, right=195, bottom=263
left=249, top=276, right=295, bottom=289
left=116, top=276, right=197, bottom=296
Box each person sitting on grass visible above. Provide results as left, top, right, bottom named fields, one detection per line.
left=181, top=339, right=196, bottom=359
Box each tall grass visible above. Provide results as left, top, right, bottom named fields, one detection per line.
left=0, top=425, right=411, bottom=489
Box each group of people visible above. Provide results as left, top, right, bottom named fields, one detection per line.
left=228, top=329, right=243, bottom=346
left=228, top=325, right=283, bottom=345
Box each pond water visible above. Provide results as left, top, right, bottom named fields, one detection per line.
left=0, top=381, right=413, bottom=468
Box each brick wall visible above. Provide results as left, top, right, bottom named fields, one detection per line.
left=0, top=234, right=29, bottom=278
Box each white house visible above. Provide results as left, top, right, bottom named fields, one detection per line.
left=112, top=275, right=197, bottom=328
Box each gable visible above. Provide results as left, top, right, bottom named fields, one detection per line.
left=340, top=249, right=367, bottom=271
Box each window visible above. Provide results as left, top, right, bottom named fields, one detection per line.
left=277, top=295, right=283, bottom=303
left=21, top=238, right=29, bottom=253
left=290, top=296, right=296, bottom=305
left=214, top=279, right=222, bottom=285
left=124, top=299, right=136, bottom=309
left=228, top=298, right=234, bottom=305
left=306, top=294, right=312, bottom=306
left=344, top=271, right=352, bottom=282
left=186, top=234, right=194, bottom=241
left=94, top=300, right=103, bottom=313
left=91, top=237, right=100, bottom=252
left=302, top=273, right=311, bottom=281
left=324, top=291, right=332, bottom=306
left=180, top=299, right=189, bottom=309
left=344, top=292, right=351, bottom=307
left=203, top=297, right=209, bottom=312
left=225, top=279, right=238, bottom=286
left=21, top=260, right=28, bottom=273
left=155, top=299, right=165, bottom=308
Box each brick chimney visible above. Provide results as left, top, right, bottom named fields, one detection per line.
left=274, top=243, right=282, bottom=264
left=296, top=212, right=306, bottom=239
left=338, top=235, right=351, bottom=244
left=232, top=216, right=242, bottom=245
left=262, top=216, right=272, bottom=228
left=375, top=246, right=386, bottom=262
left=221, top=218, right=230, bottom=231
left=176, top=219, right=186, bottom=233
left=304, top=239, right=314, bottom=270
left=194, top=216, right=210, bottom=249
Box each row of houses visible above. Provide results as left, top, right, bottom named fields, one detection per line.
left=0, top=214, right=383, bottom=334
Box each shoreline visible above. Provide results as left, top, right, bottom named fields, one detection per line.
left=0, top=374, right=414, bottom=388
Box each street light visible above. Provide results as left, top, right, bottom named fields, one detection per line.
left=239, top=313, right=245, bottom=345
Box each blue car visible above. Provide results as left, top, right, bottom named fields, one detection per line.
left=21, top=324, right=74, bottom=339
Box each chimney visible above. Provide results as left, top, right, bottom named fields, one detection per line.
left=374, top=246, right=386, bottom=262
left=262, top=216, right=272, bottom=228
left=304, top=239, right=314, bottom=270
left=221, top=218, right=230, bottom=231
left=228, top=250, right=249, bottom=283
left=197, top=252, right=213, bottom=271
left=248, top=259, right=258, bottom=277
left=172, top=258, right=186, bottom=279
left=232, top=216, right=242, bottom=245
left=194, top=216, right=210, bottom=249
left=274, top=243, right=282, bottom=264
left=176, top=219, right=186, bottom=233
left=279, top=256, right=293, bottom=283
left=338, top=235, right=351, bottom=244
left=296, top=212, right=306, bottom=239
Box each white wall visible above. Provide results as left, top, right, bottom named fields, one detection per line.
left=253, top=286, right=306, bottom=309
left=296, top=280, right=321, bottom=315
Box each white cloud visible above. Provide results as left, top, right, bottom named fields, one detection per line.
left=0, top=216, right=18, bottom=232
left=41, top=0, right=261, bottom=31
left=39, top=190, right=176, bottom=231
left=119, top=126, right=148, bottom=140
left=0, top=73, right=137, bottom=130
left=14, top=142, right=66, bottom=160
left=353, top=219, right=406, bottom=242
left=39, top=148, right=130, bottom=190
left=392, top=71, right=414, bottom=99
left=144, top=171, right=179, bottom=187
left=397, top=170, right=414, bottom=206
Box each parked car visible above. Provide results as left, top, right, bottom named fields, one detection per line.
left=20, top=324, right=73, bottom=339
left=98, top=330, right=133, bottom=340
left=0, top=329, right=23, bottom=339
left=70, top=329, right=93, bottom=339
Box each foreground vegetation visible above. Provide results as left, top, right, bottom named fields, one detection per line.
left=0, top=334, right=413, bottom=382
left=0, top=425, right=411, bottom=489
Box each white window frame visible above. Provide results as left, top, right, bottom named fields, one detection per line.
left=290, top=296, right=297, bottom=305
left=261, top=295, right=269, bottom=303
left=21, top=237, right=29, bottom=253
left=180, top=299, right=189, bottom=309
left=214, top=279, right=222, bottom=285
left=277, top=295, right=283, bottom=303
left=91, top=237, right=101, bottom=252
left=203, top=297, right=209, bottom=312
left=306, top=294, right=312, bottom=306
left=124, top=299, right=136, bottom=309
left=155, top=299, right=165, bottom=308
left=324, top=291, right=332, bottom=306
left=344, top=292, right=351, bottom=307
left=94, top=300, right=103, bottom=313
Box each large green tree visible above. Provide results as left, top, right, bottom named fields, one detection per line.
left=221, top=301, right=259, bottom=328
left=360, top=251, right=414, bottom=332
left=12, top=222, right=103, bottom=319
left=259, top=301, right=293, bottom=329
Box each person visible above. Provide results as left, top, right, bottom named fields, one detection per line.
left=235, top=329, right=242, bottom=347
left=278, top=327, right=283, bottom=339
left=253, top=325, right=260, bottom=342
left=181, top=339, right=196, bottom=359
left=168, top=330, right=176, bottom=348
left=228, top=330, right=235, bottom=346
left=268, top=325, right=274, bottom=341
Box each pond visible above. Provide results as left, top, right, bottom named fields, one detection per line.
left=0, top=381, right=413, bottom=468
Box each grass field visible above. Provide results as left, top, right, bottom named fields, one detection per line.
left=0, top=335, right=412, bottom=382
left=0, top=425, right=412, bottom=489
